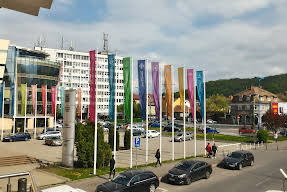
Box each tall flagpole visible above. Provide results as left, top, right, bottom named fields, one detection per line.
left=44, top=85, right=47, bottom=133
left=54, top=86, right=57, bottom=131
left=159, top=63, right=162, bottom=163
left=1, top=82, right=5, bottom=141
left=24, top=83, right=27, bottom=133
left=114, top=54, right=117, bottom=162
left=203, top=71, right=207, bottom=156
left=94, top=48, right=98, bottom=175
left=34, top=85, right=37, bottom=139
left=172, top=66, right=175, bottom=161
left=183, top=67, right=186, bottom=159
left=145, top=59, right=149, bottom=165
left=193, top=70, right=197, bottom=157
left=130, top=57, right=133, bottom=168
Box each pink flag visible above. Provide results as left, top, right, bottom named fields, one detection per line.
left=187, top=69, right=194, bottom=119
left=41, top=85, right=46, bottom=116
left=51, top=86, right=56, bottom=116
left=31, top=85, right=37, bottom=115
left=89, top=50, right=96, bottom=122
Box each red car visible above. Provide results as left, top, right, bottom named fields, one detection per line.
left=239, top=127, right=257, bottom=134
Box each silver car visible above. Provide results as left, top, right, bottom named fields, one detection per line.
left=174, top=132, right=193, bottom=142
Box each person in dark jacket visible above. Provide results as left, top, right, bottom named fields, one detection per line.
left=155, top=149, right=161, bottom=167
left=109, top=155, right=115, bottom=179
left=212, top=143, right=218, bottom=159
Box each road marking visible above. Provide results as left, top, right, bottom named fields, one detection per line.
left=255, top=177, right=271, bottom=186
left=157, top=187, right=168, bottom=192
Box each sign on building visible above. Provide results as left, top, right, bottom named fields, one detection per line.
left=272, top=102, right=287, bottom=115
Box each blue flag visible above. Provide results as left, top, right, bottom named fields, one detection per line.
left=0, top=83, right=3, bottom=114
left=108, top=54, right=116, bottom=120
left=138, top=60, right=146, bottom=120
left=196, top=71, right=204, bottom=118
left=11, top=83, right=15, bottom=116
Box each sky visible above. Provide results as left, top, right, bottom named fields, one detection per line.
left=1, top=0, right=287, bottom=82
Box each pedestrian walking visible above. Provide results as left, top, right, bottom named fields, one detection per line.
left=109, top=155, right=115, bottom=179
left=212, top=143, right=218, bottom=159
left=206, top=143, right=212, bottom=158
left=155, top=149, right=161, bottom=167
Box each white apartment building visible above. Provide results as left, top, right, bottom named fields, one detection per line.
left=34, top=46, right=125, bottom=116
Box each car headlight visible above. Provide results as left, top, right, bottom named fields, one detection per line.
left=178, top=174, right=186, bottom=178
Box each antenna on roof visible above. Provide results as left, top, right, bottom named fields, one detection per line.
left=60, top=34, right=64, bottom=50
left=103, top=32, right=109, bottom=53
left=69, top=40, right=74, bottom=51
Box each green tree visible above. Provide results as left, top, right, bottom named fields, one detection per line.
left=117, top=104, right=124, bottom=113
left=206, top=94, right=229, bottom=113
left=124, top=130, right=131, bottom=150
left=257, top=129, right=269, bottom=143
left=133, top=101, right=141, bottom=118
left=108, top=125, right=120, bottom=151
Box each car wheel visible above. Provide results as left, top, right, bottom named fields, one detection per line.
left=185, top=176, right=192, bottom=185
left=250, top=160, right=254, bottom=166
left=149, top=184, right=156, bottom=192
left=25, top=138, right=28, bottom=141
left=42, top=137, right=45, bottom=140
left=205, top=171, right=211, bottom=179
left=9, top=139, right=13, bottom=142
left=238, top=163, right=242, bottom=170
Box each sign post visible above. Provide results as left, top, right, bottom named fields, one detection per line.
left=135, top=137, right=140, bottom=168
left=274, top=133, right=278, bottom=151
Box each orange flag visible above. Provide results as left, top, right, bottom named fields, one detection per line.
left=77, top=88, right=82, bottom=117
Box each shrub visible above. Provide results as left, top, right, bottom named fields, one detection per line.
left=75, top=120, right=111, bottom=168
left=108, top=125, right=120, bottom=151
left=124, top=130, right=131, bottom=149
left=257, top=129, right=269, bottom=143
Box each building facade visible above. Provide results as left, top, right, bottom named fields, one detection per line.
left=34, top=47, right=125, bottom=117
left=229, top=86, right=280, bottom=125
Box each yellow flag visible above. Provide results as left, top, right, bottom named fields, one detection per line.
left=164, top=65, right=172, bottom=119
left=178, top=67, right=184, bottom=113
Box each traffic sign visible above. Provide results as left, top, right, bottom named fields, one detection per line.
left=135, top=137, right=140, bottom=148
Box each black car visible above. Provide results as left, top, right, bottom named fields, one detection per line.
left=163, top=125, right=181, bottom=132
left=222, top=150, right=254, bottom=170
left=3, top=132, right=31, bottom=142
left=133, top=129, right=142, bottom=136
left=167, top=160, right=212, bottom=185
left=96, top=169, right=159, bottom=192
left=167, top=122, right=183, bottom=128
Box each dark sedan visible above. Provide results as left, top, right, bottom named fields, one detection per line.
left=163, top=125, right=181, bottom=132
left=3, top=132, right=31, bottom=142
left=167, top=160, right=212, bottom=185
left=222, top=150, right=254, bottom=170
left=96, top=169, right=159, bottom=192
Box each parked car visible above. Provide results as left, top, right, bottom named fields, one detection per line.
left=222, top=150, right=254, bottom=170
left=45, top=136, right=62, bottom=146
left=96, top=169, right=159, bottom=192
left=174, top=132, right=193, bottom=142
left=239, top=127, right=256, bottom=134
left=280, top=129, right=287, bottom=137
left=55, top=123, right=63, bottom=128
left=167, top=122, right=183, bottom=128
left=144, top=130, right=160, bottom=138
left=104, top=127, right=109, bottom=132
left=167, top=160, right=212, bottom=185
left=163, top=125, right=181, bottom=132
left=207, top=119, right=217, bottom=124
left=199, top=127, right=220, bottom=134
left=41, top=128, right=61, bottom=134
left=37, top=131, right=61, bottom=140
left=150, top=122, right=160, bottom=127
left=3, top=132, right=31, bottom=142
left=133, top=129, right=143, bottom=136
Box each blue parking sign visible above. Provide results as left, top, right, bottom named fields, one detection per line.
left=135, top=137, right=140, bottom=148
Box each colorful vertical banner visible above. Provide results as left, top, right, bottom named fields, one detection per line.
left=31, top=85, right=37, bottom=115
left=196, top=71, right=204, bottom=117
left=178, top=67, right=184, bottom=113
left=152, top=62, right=160, bottom=120
left=108, top=54, right=116, bottom=120
left=51, top=86, right=56, bottom=116
left=123, top=57, right=131, bottom=122
left=77, top=88, right=82, bottom=117
left=272, top=103, right=278, bottom=116
left=0, top=83, right=4, bottom=114
left=41, top=85, right=46, bottom=116
left=164, top=65, right=172, bottom=119
left=138, top=60, right=146, bottom=120
left=89, top=50, right=96, bottom=122
left=187, top=69, right=194, bottom=119
left=11, top=83, right=15, bottom=116
left=21, top=84, right=26, bottom=116
left=60, top=87, right=64, bottom=116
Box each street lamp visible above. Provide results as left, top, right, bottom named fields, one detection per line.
left=255, top=77, right=264, bottom=130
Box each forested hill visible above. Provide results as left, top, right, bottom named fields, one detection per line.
left=206, top=73, right=287, bottom=97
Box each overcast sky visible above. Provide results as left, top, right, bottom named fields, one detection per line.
left=1, top=0, right=287, bottom=82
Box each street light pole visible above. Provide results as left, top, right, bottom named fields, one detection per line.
left=256, top=77, right=264, bottom=130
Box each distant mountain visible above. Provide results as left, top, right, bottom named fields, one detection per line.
left=206, top=73, right=287, bottom=98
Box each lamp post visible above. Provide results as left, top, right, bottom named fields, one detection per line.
left=256, top=77, right=264, bottom=130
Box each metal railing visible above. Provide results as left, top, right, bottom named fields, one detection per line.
left=0, top=171, right=38, bottom=192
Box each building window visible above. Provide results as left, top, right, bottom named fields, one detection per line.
left=267, top=96, right=271, bottom=102
left=246, top=105, right=250, bottom=110
left=238, top=105, right=242, bottom=110
left=246, top=96, right=250, bottom=102
left=239, top=96, right=243, bottom=101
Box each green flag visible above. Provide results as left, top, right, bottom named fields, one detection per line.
left=21, top=84, right=26, bottom=116
left=123, top=57, right=131, bottom=122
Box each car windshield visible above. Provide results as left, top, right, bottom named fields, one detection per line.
left=175, top=162, right=190, bottom=170
left=229, top=152, right=242, bottom=159
left=176, top=133, right=182, bottom=137
left=51, top=137, right=60, bottom=140
left=112, top=174, right=131, bottom=185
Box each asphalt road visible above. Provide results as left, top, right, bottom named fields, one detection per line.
left=160, top=149, right=287, bottom=192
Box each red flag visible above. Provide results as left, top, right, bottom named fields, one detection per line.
left=42, top=85, right=46, bottom=116
left=89, top=50, right=96, bottom=122
left=51, top=86, right=56, bottom=116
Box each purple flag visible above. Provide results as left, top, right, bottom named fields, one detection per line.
left=187, top=69, right=194, bottom=119
left=152, top=62, right=160, bottom=120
